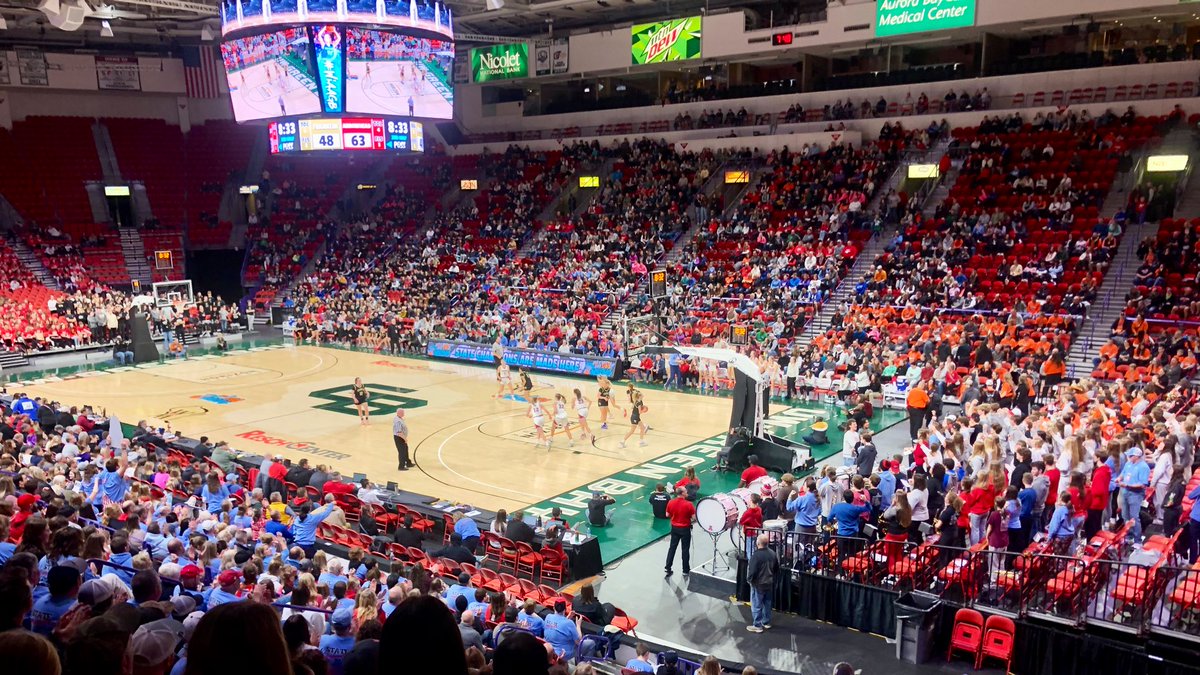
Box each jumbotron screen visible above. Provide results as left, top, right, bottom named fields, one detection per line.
left=268, top=117, right=424, bottom=153
left=221, top=23, right=454, bottom=121
left=219, top=0, right=453, bottom=41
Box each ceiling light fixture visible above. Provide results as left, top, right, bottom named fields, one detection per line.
left=100, top=19, right=113, bottom=36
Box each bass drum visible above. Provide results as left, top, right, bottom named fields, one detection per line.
left=730, top=487, right=754, bottom=516
left=696, top=493, right=740, bottom=534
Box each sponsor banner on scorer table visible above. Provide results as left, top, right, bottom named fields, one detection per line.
left=470, top=43, right=528, bottom=82
left=426, top=340, right=618, bottom=378
left=875, top=0, right=976, bottom=38
left=631, top=16, right=701, bottom=65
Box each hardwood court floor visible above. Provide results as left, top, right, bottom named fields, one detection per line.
left=20, top=345, right=732, bottom=512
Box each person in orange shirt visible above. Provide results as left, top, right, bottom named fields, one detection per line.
left=906, top=381, right=930, bottom=441
left=1040, top=350, right=1067, bottom=397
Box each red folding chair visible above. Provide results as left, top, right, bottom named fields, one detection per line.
left=540, top=548, right=567, bottom=586
left=947, top=607, right=984, bottom=664
left=496, top=536, right=520, bottom=573
left=976, top=615, right=1015, bottom=672
left=515, top=541, right=542, bottom=580
left=609, top=607, right=639, bottom=637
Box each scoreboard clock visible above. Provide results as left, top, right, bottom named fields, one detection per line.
left=650, top=269, right=668, bottom=299
left=730, top=324, right=749, bottom=345
left=154, top=250, right=174, bottom=270
left=269, top=118, right=424, bottom=154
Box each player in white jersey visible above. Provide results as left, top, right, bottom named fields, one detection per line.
left=550, top=393, right=575, bottom=446
left=572, top=388, right=595, bottom=440
left=494, top=361, right=514, bottom=398
left=528, top=395, right=551, bottom=449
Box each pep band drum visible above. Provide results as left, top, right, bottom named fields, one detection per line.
left=749, top=475, right=778, bottom=497
left=730, top=487, right=754, bottom=515
left=696, top=493, right=741, bottom=534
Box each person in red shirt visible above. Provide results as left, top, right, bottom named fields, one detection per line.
left=322, top=472, right=355, bottom=496
left=1085, top=461, right=1112, bottom=539
left=739, top=493, right=764, bottom=554
left=740, top=455, right=768, bottom=488
left=665, top=488, right=696, bottom=576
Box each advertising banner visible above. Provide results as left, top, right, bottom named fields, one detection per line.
left=16, top=48, right=48, bottom=86
left=534, top=44, right=551, bottom=77
left=875, top=0, right=976, bottom=37
left=631, top=16, right=702, bottom=65
left=551, top=38, right=569, bottom=74
left=427, top=340, right=618, bottom=378
left=470, top=43, right=528, bottom=82
left=95, top=56, right=141, bottom=91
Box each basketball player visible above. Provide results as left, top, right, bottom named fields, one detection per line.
left=528, top=395, right=551, bottom=449
left=572, top=388, right=595, bottom=440
left=352, top=377, right=370, bottom=425
left=518, top=367, right=534, bottom=399
left=550, top=393, right=575, bottom=447
left=620, top=392, right=649, bottom=448
left=495, top=361, right=515, bottom=398
left=596, top=376, right=624, bottom=430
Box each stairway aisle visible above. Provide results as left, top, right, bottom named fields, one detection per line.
left=118, top=227, right=153, bottom=289
left=10, top=239, right=60, bottom=290
left=1064, top=221, right=1160, bottom=378
left=792, top=226, right=893, bottom=348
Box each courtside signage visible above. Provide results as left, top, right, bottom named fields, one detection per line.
left=875, top=0, right=976, bottom=37
left=470, top=43, right=529, bottom=82
left=631, top=16, right=702, bottom=65
left=427, top=339, right=617, bottom=377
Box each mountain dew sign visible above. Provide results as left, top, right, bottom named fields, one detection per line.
left=631, top=16, right=702, bottom=65
left=470, top=43, right=529, bottom=82
left=875, top=0, right=976, bottom=37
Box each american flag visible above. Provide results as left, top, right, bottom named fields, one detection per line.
left=182, top=45, right=222, bottom=99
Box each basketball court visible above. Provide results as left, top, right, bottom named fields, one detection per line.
left=346, top=60, right=454, bottom=118
left=13, top=343, right=733, bottom=513
left=227, top=58, right=322, bottom=120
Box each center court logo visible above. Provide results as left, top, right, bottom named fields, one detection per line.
left=308, top=383, right=428, bottom=417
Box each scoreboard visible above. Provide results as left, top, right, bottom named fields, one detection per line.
left=268, top=118, right=424, bottom=154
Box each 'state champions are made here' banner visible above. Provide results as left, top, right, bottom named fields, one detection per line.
left=875, top=0, right=976, bottom=38
left=631, top=16, right=702, bottom=65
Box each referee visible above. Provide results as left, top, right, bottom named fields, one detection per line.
left=393, top=409, right=413, bottom=471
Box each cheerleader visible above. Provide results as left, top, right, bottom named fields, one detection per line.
left=528, top=395, right=551, bottom=449
left=351, top=377, right=370, bottom=425
left=495, top=361, right=515, bottom=398
left=572, top=388, right=595, bottom=440
left=620, top=392, right=649, bottom=448
left=596, top=376, right=625, bottom=430
left=550, top=393, right=575, bottom=446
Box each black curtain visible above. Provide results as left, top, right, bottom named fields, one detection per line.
left=738, top=559, right=897, bottom=637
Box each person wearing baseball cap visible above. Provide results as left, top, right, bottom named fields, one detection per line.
left=320, top=606, right=356, bottom=675
left=130, top=617, right=184, bottom=675
left=77, top=578, right=115, bottom=613
left=542, top=598, right=581, bottom=662
left=204, top=570, right=242, bottom=609
left=1116, top=446, right=1150, bottom=543
left=30, top=565, right=80, bottom=636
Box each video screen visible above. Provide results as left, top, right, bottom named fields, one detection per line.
left=221, top=28, right=323, bottom=121
left=219, top=0, right=453, bottom=41
left=345, top=28, right=454, bottom=119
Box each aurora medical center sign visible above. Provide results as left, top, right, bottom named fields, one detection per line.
left=875, top=0, right=976, bottom=37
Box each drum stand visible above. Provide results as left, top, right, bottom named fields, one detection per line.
left=703, top=530, right=731, bottom=575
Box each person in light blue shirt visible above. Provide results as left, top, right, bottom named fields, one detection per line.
left=466, top=588, right=490, bottom=620
left=877, top=465, right=897, bottom=506
left=625, top=642, right=656, bottom=672
left=443, top=572, right=474, bottom=609
left=201, top=475, right=231, bottom=514
left=542, top=599, right=581, bottom=661
left=381, top=585, right=404, bottom=618
left=453, top=513, right=481, bottom=553
left=1116, top=448, right=1151, bottom=543
left=320, top=607, right=357, bottom=675
left=12, top=394, right=37, bottom=417
left=1046, top=492, right=1076, bottom=555
left=786, top=479, right=821, bottom=533
left=318, top=560, right=350, bottom=589
left=30, top=566, right=80, bottom=636
left=516, top=599, right=544, bottom=637
left=90, top=445, right=130, bottom=505
left=292, top=501, right=337, bottom=557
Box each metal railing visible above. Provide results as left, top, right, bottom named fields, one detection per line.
left=758, top=528, right=1200, bottom=640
